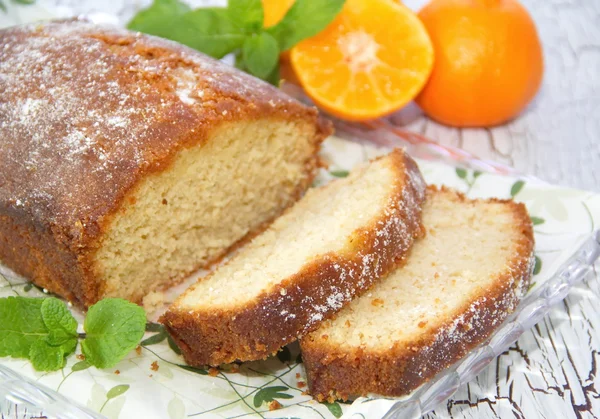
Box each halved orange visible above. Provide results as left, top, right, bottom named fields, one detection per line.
left=290, top=0, right=434, bottom=121
left=262, top=0, right=294, bottom=28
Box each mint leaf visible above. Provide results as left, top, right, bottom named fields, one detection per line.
left=168, top=8, right=246, bottom=58
left=41, top=298, right=77, bottom=337
left=127, top=0, right=191, bottom=39
left=81, top=299, right=146, bottom=369
left=0, top=297, right=46, bottom=358
left=242, top=32, right=279, bottom=79
left=40, top=298, right=78, bottom=359
left=264, top=61, right=281, bottom=86
left=29, top=339, right=65, bottom=371
left=268, top=0, right=345, bottom=51
left=228, top=0, right=263, bottom=32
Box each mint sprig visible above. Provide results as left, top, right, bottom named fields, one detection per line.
left=127, top=0, right=346, bottom=84
left=0, top=297, right=146, bottom=372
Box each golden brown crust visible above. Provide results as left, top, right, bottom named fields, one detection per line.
left=300, top=186, right=535, bottom=401
left=0, top=20, right=330, bottom=307
left=161, top=149, right=427, bottom=366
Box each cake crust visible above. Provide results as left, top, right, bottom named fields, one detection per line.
left=161, top=150, right=426, bottom=366
left=300, top=187, right=535, bottom=402
left=0, top=19, right=329, bottom=307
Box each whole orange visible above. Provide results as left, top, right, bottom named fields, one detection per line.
left=415, top=0, right=543, bottom=127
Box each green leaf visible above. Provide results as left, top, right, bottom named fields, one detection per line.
left=330, top=170, right=349, bottom=178
left=178, top=364, right=208, bottom=375
left=0, top=297, right=46, bottom=358
left=268, top=0, right=345, bottom=51
left=141, top=331, right=168, bottom=346
left=81, top=298, right=146, bottom=369
left=455, top=168, right=467, bottom=179
left=46, top=330, right=78, bottom=358
left=23, top=283, right=33, bottom=292
left=29, top=339, right=65, bottom=371
left=276, top=345, right=291, bottom=363
left=473, top=171, right=482, bottom=179
left=264, top=60, right=281, bottom=86
left=228, top=0, right=263, bottom=31
left=12, top=0, right=36, bottom=4
left=510, top=180, right=525, bottom=197
left=71, top=360, right=91, bottom=372
left=324, top=401, right=343, bottom=418
left=253, top=386, right=294, bottom=408
left=169, top=8, right=246, bottom=58
left=531, top=216, right=545, bottom=226
left=41, top=298, right=77, bottom=337
left=533, top=255, right=542, bottom=275
left=242, top=32, right=280, bottom=79
left=127, top=0, right=191, bottom=39
left=0, top=1, right=6, bottom=13
left=167, top=335, right=182, bottom=355
left=106, top=384, right=130, bottom=400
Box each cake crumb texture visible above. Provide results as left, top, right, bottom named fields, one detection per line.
left=0, top=19, right=329, bottom=307
left=300, top=186, right=535, bottom=401
left=162, top=149, right=426, bottom=366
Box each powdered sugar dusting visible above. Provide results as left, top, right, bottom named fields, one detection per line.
left=0, top=20, right=301, bottom=235
left=257, top=151, right=427, bottom=337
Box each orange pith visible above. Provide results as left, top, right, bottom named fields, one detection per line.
left=289, top=0, right=434, bottom=121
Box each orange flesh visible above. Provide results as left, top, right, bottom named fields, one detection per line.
left=290, top=0, right=434, bottom=121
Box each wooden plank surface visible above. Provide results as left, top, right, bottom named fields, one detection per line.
left=6, top=0, right=600, bottom=418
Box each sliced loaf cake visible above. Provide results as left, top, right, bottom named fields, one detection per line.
left=161, top=149, right=426, bottom=366
left=300, top=186, right=535, bottom=401
left=0, top=20, right=329, bottom=308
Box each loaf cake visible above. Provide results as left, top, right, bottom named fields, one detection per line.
left=0, top=20, right=330, bottom=308
left=300, top=187, right=535, bottom=401
left=162, top=149, right=426, bottom=366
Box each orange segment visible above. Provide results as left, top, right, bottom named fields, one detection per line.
left=290, top=0, right=434, bottom=121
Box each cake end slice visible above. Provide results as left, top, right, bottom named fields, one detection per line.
left=300, top=186, right=535, bottom=401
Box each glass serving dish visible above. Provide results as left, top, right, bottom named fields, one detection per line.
left=1, top=130, right=598, bottom=419
left=1, top=4, right=599, bottom=418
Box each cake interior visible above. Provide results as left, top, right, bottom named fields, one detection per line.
left=175, top=154, right=400, bottom=310
left=95, top=119, right=319, bottom=302
left=315, top=189, right=526, bottom=350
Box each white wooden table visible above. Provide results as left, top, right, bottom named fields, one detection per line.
left=4, top=0, right=599, bottom=418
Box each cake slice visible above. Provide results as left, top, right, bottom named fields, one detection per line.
left=0, top=20, right=329, bottom=308
left=162, top=149, right=426, bottom=366
left=300, top=187, right=535, bottom=401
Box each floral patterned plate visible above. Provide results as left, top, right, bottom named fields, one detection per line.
left=1, top=135, right=599, bottom=419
